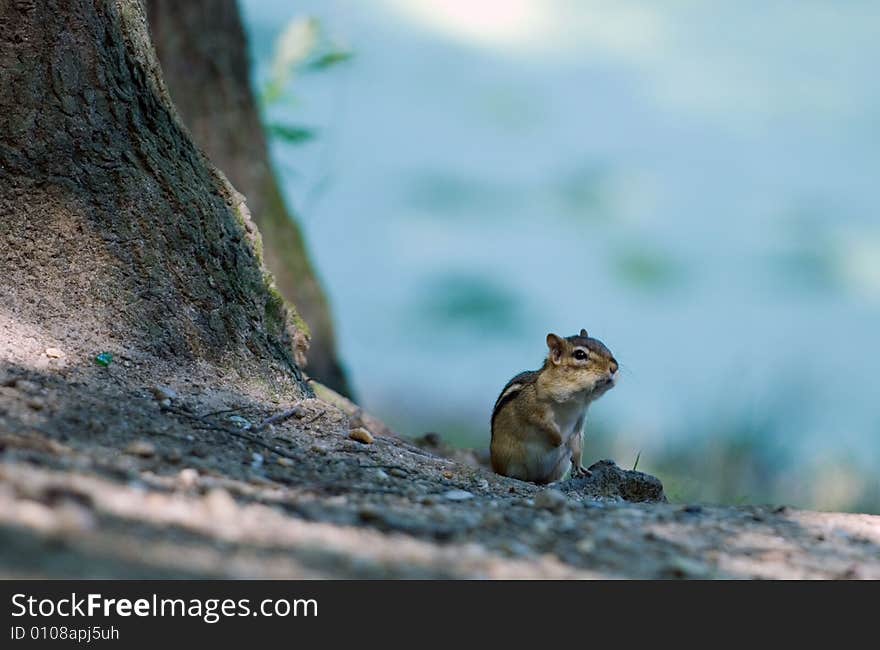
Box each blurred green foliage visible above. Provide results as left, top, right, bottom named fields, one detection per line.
left=266, top=123, right=317, bottom=144
left=260, top=15, right=352, bottom=142
left=405, top=172, right=504, bottom=216
left=418, top=273, right=522, bottom=333
left=613, top=247, right=683, bottom=291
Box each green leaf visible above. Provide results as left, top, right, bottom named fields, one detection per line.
left=267, top=123, right=317, bottom=145
left=306, top=50, right=353, bottom=71
left=261, top=81, right=285, bottom=106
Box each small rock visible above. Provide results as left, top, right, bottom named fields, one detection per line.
left=498, top=540, right=533, bottom=558
left=277, top=457, right=294, bottom=467
left=428, top=505, right=454, bottom=523
left=663, top=557, right=712, bottom=579
left=532, top=518, right=551, bottom=534
left=26, top=397, right=45, bottom=410
left=251, top=452, right=264, bottom=468
left=14, top=379, right=40, bottom=393
left=45, top=347, right=64, bottom=358
left=358, top=506, right=381, bottom=522
left=443, top=489, right=475, bottom=501
left=159, top=398, right=172, bottom=409
left=228, top=415, right=251, bottom=430
left=125, top=440, right=156, bottom=458
left=534, top=489, right=568, bottom=512
left=389, top=467, right=408, bottom=478
left=349, top=427, right=375, bottom=444
left=442, top=470, right=454, bottom=479
left=576, top=538, right=596, bottom=554
left=291, top=406, right=307, bottom=419
left=374, top=469, right=389, bottom=480
left=474, top=478, right=490, bottom=489
left=150, top=385, right=177, bottom=401
left=177, top=468, right=199, bottom=488
left=205, top=488, right=237, bottom=518
left=55, top=503, right=96, bottom=533
left=557, top=512, right=576, bottom=531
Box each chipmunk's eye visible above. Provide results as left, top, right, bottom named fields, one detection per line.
left=573, top=349, right=588, bottom=361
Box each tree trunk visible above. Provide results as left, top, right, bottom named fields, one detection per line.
left=0, top=0, right=306, bottom=395
left=145, top=0, right=352, bottom=397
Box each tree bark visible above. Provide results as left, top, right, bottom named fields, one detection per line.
left=0, top=0, right=307, bottom=395
left=145, top=0, right=352, bottom=397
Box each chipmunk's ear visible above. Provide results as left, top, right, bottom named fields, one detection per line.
left=546, top=333, right=565, bottom=365
left=579, top=328, right=588, bottom=338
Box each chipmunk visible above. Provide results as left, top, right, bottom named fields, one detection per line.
left=490, top=329, right=618, bottom=484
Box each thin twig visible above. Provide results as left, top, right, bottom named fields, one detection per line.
left=167, top=406, right=302, bottom=463
left=197, top=407, right=245, bottom=420
left=253, top=407, right=324, bottom=433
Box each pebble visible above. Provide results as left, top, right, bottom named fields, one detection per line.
left=14, top=379, right=40, bottom=393
left=228, top=415, right=251, bottom=430
left=44, top=347, right=64, bottom=358
left=251, top=453, right=264, bottom=469
left=277, top=457, right=294, bottom=467
left=474, top=478, right=490, bottom=489
left=290, top=406, right=307, bottom=419
left=576, top=538, right=596, bottom=554
left=205, top=488, right=237, bottom=518
left=349, top=427, right=375, bottom=444
left=358, top=506, right=381, bottom=522
left=125, top=440, right=156, bottom=458
left=177, top=468, right=199, bottom=488
left=374, top=469, right=390, bottom=480
left=532, top=518, right=551, bottom=534
left=663, top=557, right=711, bottom=579
left=499, top=540, right=533, bottom=558
left=27, top=397, right=45, bottom=410
left=389, top=467, right=408, bottom=478
left=428, top=505, right=453, bottom=521
left=443, top=489, right=475, bottom=501
left=150, top=385, right=177, bottom=401
left=533, top=489, right=568, bottom=512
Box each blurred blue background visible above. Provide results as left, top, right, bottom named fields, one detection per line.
left=240, top=0, right=880, bottom=512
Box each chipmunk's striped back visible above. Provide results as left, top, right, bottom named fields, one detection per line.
left=490, top=369, right=539, bottom=436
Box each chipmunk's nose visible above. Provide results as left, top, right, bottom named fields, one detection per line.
left=609, top=360, right=618, bottom=375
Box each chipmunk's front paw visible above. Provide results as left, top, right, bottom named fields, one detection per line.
left=570, top=465, right=592, bottom=479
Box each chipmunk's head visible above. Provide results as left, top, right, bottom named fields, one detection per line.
left=544, top=329, right=618, bottom=400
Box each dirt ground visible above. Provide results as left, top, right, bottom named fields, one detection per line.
left=1, top=334, right=879, bottom=579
